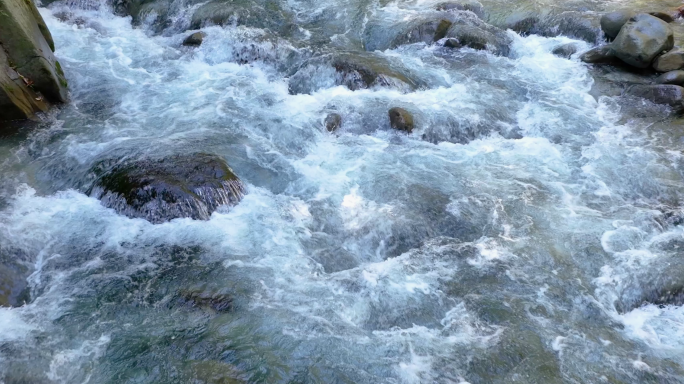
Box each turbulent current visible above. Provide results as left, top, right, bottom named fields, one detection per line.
left=1, top=0, right=684, bottom=383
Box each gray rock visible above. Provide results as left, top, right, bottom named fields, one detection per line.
left=182, top=32, right=205, bottom=47
left=612, top=13, right=674, bottom=69
left=653, top=48, right=684, bottom=72
left=503, top=11, right=539, bottom=35
left=600, top=11, right=635, bottom=40
left=444, top=14, right=512, bottom=56
left=189, top=0, right=294, bottom=35
left=579, top=45, right=617, bottom=64
left=324, top=113, right=342, bottom=132
left=436, top=0, right=485, bottom=19
left=388, top=107, right=414, bottom=133
left=655, top=70, right=684, bottom=85
left=364, top=15, right=455, bottom=51
left=625, top=84, right=684, bottom=111
left=89, top=154, right=246, bottom=224
left=552, top=43, right=579, bottom=58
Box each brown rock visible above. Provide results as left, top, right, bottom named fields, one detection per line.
left=388, top=107, right=414, bottom=133
left=182, top=31, right=206, bottom=47
left=653, top=48, right=684, bottom=72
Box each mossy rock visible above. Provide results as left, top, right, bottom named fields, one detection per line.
left=0, top=46, right=49, bottom=122
left=0, top=0, right=67, bottom=102
left=88, top=153, right=246, bottom=223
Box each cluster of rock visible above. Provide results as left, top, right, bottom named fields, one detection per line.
left=0, top=0, right=67, bottom=123
left=580, top=9, right=684, bottom=111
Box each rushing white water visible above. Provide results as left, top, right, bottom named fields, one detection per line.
left=1, top=0, right=684, bottom=383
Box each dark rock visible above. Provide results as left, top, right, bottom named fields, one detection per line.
left=444, top=14, right=512, bottom=56
left=655, top=70, right=684, bottom=85
left=88, top=153, right=245, bottom=224
left=600, top=10, right=635, bottom=40
left=179, top=286, right=233, bottom=312
left=324, top=113, right=342, bottom=132
left=552, top=43, right=579, bottom=58
left=653, top=47, right=684, bottom=72
left=388, top=107, right=414, bottom=133
left=288, top=52, right=422, bottom=94
left=649, top=11, right=677, bottom=23
left=612, top=13, right=674, bottom=69
left=391, top=19, right=453, bottom=48
left=503, top=11, right=539, bottom=35
left=435, top=0, right=485, bottom=19
left=580, top=45, right=617, bottom=64
left=0, top=0, right=68, bottom=103
left=0, top=262, right=30, bottom=307
left=540, top=12, right=602, bottom=43
left=364, top=15, right=455, bottom=51
left=625, top=84, right=684, bottom=111
left=182, top=31, right=205, bottom=47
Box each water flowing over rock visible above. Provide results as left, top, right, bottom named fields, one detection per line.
left=625, top=84, right=684, bottom=111
left=612, top=13, right=674, bottom=69
left=88, top=154, right=245, bottom=223
left=443, top=13, right=512, bottom=56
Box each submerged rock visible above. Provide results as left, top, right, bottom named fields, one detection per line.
left=655, top=70, right=684, bottom=85
left=436, top=0, right=485, bottom=19
left=625, top=84, right=684, bottom=112
left=179, top=285, right=233, bottom=312
left=600, top=10, right=635, bottom=40
left=653, top=47, right=684, bottom=72
left=364, top=14, right=455, bottom=51
left=324, top=113, right=342, bottom=132
left=189, top=0, right=294, bottom=34
left=182, top=31, right=205, bottom=47
left=443, top=14, right=512, bottom=56
left=88, top=154, right=245, bottom=223
left=288, top=52, right=422, bottom=94
left=388, top=107, right=414, bottom=133
left=612, top=14, right=674, bottom=69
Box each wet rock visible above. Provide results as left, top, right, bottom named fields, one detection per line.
left=612, top=14, right=674, bottom=69
left=625, top=84, right=684, bottom=112
left=364, top=15, right=455, bottom=51
left=600, top=10, right=635, bottom=40
left=0, top=47, right=49, bottom=122
left=649, top=11, right=678, bottom=23
left=0, top=0, right=68, bottom=108
left=0, top=263, right=30, bottom=307
left=655, top=70, right=684, bottom=85
left=324, top=113, right=342, bottom=132
left=436, top=0, right=485, bottom=19
left=182, top=31, right=205, bottom=47
left=88, top=153, right=245, bottom=224
left=388, top=107, right=414, bottom=133
left=189, top=0, right=294, bottom=35
left=652, top=47, right=684, bottom=72
left=288, top=52, right=422, bottom=94
left=552, top=43, right=579, bottom=58
left=540, top=12, right=602, bottom=43
left=444, top=14, right=512, bottom=56
left=503, top=11, right=539, bottom=35
left=580, top=45, right=617, bottom=64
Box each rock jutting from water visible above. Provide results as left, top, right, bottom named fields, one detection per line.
left=88, top=154, right=246, bottom=224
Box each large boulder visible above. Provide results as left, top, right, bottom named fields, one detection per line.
left=0, top=47, right=49, bottom=121
left=652, top=47, right=684, bottom=72
left=600, top=10, right=634, bottom=40
left=0, top=0, right=67, bottom=103
left=443, top=13, right=512, bottom=56
left=625, top=84, right=684, bottom=112
left=88, top=154, right=246, bottom=223
left=612, top=13, right=674, bottom=69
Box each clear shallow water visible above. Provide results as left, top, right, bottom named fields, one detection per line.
left=1, top=0, right=684, bottom=383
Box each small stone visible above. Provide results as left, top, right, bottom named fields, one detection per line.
left=655, top=70, right=684, bottom=85
left=653, top=48, right=684, bottom=72
left=600, top=11, right=634, bottom=40
left=183, top=32, right=206, bottom=47
left=579, top=45, right=616, bottom=64
left=388, top=107, right=414, bottom=133
left=324, top=113, right=342, bottom=132
left=552, top=43, right=579, bottom=58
